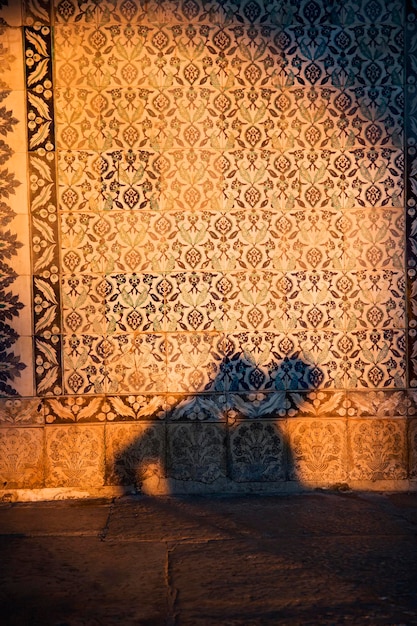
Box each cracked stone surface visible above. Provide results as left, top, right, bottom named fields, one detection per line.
left=0, top=492, right=416, bottom=625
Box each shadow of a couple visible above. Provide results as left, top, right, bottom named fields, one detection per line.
left=108, top=352, right=323, bottom=494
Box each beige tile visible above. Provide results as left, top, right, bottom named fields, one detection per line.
left=0, top=427, right=44, bottom=488
left=3, top=274, right=33, bottom=336
left=2, top=335, right=35, bottom=397
left=0, top=89, right=27, bottom=153
left=287, top=418, right=348, bottom=484
left=0, top=2, right=23, bottom=26
left=348, top=419, right=407, bottom=481
left=105, top=422, right=166, bottom=487
left=0, top=397, right=43, bottom=426
left=45, top=424, right=105, bottom=487
left=0, top=27, right=25, bottom=89
left=2, top=152, right=29, bottom=215
left=4, top=213, right=31, bottom=275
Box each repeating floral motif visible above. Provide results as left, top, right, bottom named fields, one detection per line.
left=105, top=422, right=165, bottom=486
left=406, top=0, right=417, bottom=388
left=45, top=424, right=104, bottom=486
left=0, top=427, right=44, bottom=488
left=229, top=420, right=285, bottom=481
left=0, top=397, right=43, bottom=425
left=2, top=0, right=417, bottom=491
left=348, top=419, right=407, bottom=480
left=24, top=16, right=62, bottom=396
left=0, top=18, right=26, bottom=395
left=287, top=418, right=347, bottom=483
left=167, top=422, right=226, bottom=482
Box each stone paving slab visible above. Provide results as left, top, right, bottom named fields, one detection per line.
left=0, top=499, right=111, bottom=536
left=0, top=537, right=167, bottom=626
left=0, top=493, right=416, bottom=625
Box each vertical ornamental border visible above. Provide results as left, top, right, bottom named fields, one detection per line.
left=25, top=0, right=63, bottom=396
left=406, top=0, right=417, bottom=388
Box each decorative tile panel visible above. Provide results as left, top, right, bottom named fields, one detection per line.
left=348, top=419, right=407, bottom=481
left=0, top=427, right=44, bottom=488
left=0, top=0, right=414, bottom=493
left=287, top=418, right=348, bottom=484
left=45, top=424, right=104, bottom=487
left=105, top=422, right=165, bottom=486
left=229, top=419, right=286, bottom=482
left=0, top=16, right=32, bottom=397
left=167, top=422, right=226, bottom=483
left=409, top=418, right=417, bottom=478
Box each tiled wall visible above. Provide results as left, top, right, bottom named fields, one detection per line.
left=1, top=0, right=417, bottom=498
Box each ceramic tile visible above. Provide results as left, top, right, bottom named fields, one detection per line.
left=167, top=422, right=226, bottom=482
left=224, top=330, right=348, bottom=392
left=44, top=395, right=107, bottom=423
left=329, top=149, right=404, bottom=209
left=0, top=2, right=23, bottom=27
left=105, top=422, right=166, bottom=486
left=229, top=419, right=286, bottom=482
left=2, top=213, right=31, bottom=275
left=164, top=271, right=225, bottom=332
left=275, top=270, right=345, bottom=333
left=286, top=390, right=347, bottom=418
left=105, top=273, right=165, bottom=333
left=45, top=424, right=105, bottom=487
left=269, top=209, right=345, bottom=272
left=166, top=392, right=227, bottom=422
left=1, top=152, right=29, bottom=216
left=104, top=394, right=167, bottom=421
left=63, top=332, right=166, bottom=394
left=287, top=418, right=348, bottom=484
left=159, top=149, right=224, bottom=212
left=0, top=335, right=35, bottom=397
left=55, top=88, right=105, bottom=151
left=57, top=150, right=107, bottom=212
left=344, top=329, right=406, bottom=389
left=0, top=397, right=43, bottom=426
left=348, top=419, right=407, bottom=481
left=34, top=333, right=62, bottom=396
left=0, top=27, right=25, bottom=90
left=346, top=390, right=407, bottom=417
left=288, top=330, right=348, bottom=390
left=222, top=271, right=284, bottom=332
left=343, top=207, right=404, bottom=272
left=60, top=211, right=181, bottom=274
left=113, top=149, right=160, bottom=210
left=409, top=419, right=417, bottom=479
left=0, top=427, right=44, bottom=488
left=227, top=391, right=288, bottom=420
left=24, top=0, right=50, bottom=25
left=343, top=270, right=405, bottom=331
left=1, top=275, right=33, bottom=337
left=63, top=272, right=165, bottom=334
left=62, top=274, right=106, bottom=335
left=0, top=90, right=27, bottom=154
left=166, top=332, right=226, bottom=393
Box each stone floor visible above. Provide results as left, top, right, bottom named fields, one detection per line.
left=0, top=491, right=417, bottom=625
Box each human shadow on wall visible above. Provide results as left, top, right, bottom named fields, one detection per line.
left=108, top=354, right=322, bottom=494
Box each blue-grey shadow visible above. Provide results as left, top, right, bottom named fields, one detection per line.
left=109, top=354, right=322, bottom=494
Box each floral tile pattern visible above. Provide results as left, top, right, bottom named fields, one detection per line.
left=287, top=418, right=348, bottom=484
left=45, top=424, right=105, bottom=487
left=0, top=427, right=44, bottom=488
left=105, top=422, right=165, bottom=486
left=2, top=0, right=417, bottom=492
left=167, top=422, right=226, bottom=483
left=229, top=419, right=286, bottom=481
left=348, top=419, right=407, bottom=481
